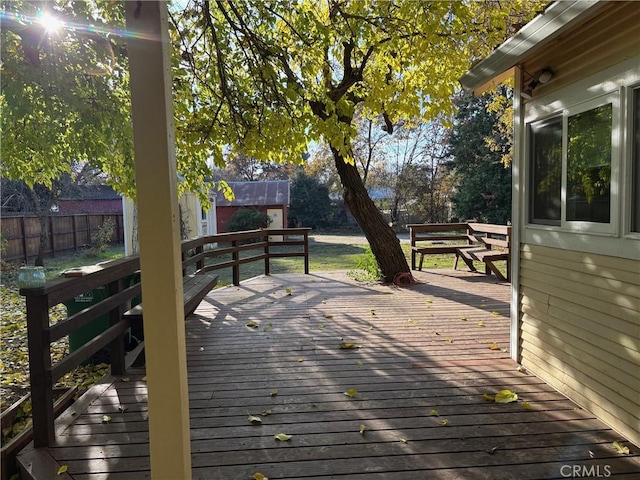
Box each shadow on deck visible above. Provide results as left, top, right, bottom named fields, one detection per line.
left=18, top=270, right=640, bottom=479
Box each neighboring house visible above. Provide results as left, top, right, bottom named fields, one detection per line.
left=460, top=1, right=639, bottom=445
left=216, top=180, right=290, bottom=233
left=56, top=185, right=123, bottom=214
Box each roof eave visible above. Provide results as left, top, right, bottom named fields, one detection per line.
left=459, top=0, right=605, bottom=94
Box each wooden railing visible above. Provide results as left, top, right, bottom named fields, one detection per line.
left=20, top=228, right=310, bottom=447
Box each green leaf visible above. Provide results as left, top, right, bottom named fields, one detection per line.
left=274, top=433, right=292, bottom=441
left=613, top=441, right=629, bottom=454
left=344, top=388, right=358, bottom=398
left=248, top=415, right=262, bottom=424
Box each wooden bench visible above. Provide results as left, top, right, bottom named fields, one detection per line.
left=122, top=272, right=219, bottom=324
left=454, top=223, right=511, bottom=282
left=408, top=223, right=474, bottom=271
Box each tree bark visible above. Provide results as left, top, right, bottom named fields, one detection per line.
left=331, top=146, right=409, bottom=283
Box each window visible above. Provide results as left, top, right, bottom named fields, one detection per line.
left=632, top=88, right=640, bottom=232
left=530, top=117, right=562, bottom=225
left=566, top=103, right=612, bottom=223
left=527, top=94, right=617, bottom=232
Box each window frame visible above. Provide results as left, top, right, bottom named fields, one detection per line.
left=525, top=92, right=619, bottom=235
left=627, top=85, right=640, bottom=236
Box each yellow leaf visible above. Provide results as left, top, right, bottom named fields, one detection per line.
left=489, top=344, right=501, bottom=350
left=253, top=474, right=269, bottom=480
left=101, top=415, right=111, bottom=423
left=296, top=358, right=304, bottom=363
left=478, top=321, right=484, bottom=327
left=57, top=465, right=68, bottom=475
left=270, top=390, right=278, bottom=397
left=482, top=393, right=495, bottom=402
left=613, top=441, right=630, bottom=454
left=285, top=288, right=292, bottom=295
left=344, top=388, right=358, bottom=398
left=445, top=338, right=453, bottom=343
left=399, top=438, right=408, bottom=443
left=460, top=316, right=467, bottom=321
left=338, top=342, right=358, bottom=349
left=141, top=376, right=147, bottom=382
left=274, top=433, right=292, bottom=441
left=522, top=402, right=532, bottom=410
left=440, top=419, right=449, bottom=426
left=491, top=311, right=500, bottom=316
left=359, top=424, right=366, bottom=435
left=430, top=409, right=439, bottom=416
left=425, top=299, right=432, bottom=303
left=494, top=390, right=518, bottom=403
left=323, top=314, right=333, bottom=319
left=248, top=415, right=262, bottom=424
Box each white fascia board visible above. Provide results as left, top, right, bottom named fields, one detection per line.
left=459, top=0, right=604, bottom=93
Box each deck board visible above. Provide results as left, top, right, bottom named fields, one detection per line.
left=22, top=270, right=640, bottom=479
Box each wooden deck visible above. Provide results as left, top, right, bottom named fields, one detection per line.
left=20, top=270, right=640, bottom=479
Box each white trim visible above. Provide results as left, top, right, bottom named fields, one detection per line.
left=510, top=67, right=524, bottom=363
left=460, top=1, right=604, bottom=92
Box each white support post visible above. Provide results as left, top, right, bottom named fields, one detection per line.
left=125, top=2, right=192, bottom=479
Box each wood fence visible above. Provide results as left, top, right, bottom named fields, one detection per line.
left=0, top=214, right=124, bottom=262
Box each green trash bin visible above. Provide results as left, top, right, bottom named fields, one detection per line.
left=65, top=286, right=110, bottom=363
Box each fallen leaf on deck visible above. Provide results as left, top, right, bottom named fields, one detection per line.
left=613, top=441, right=630, bottom=454
left=489, top=344, right=501, bottom=350
left=246, top=321, right=259, bottom=329
left=491, top=311, right=500, bottom=316
left=460, top=317, right=467, bottom=321
left=261, top=409, right=273, bottom=416
left=425, top=299, right=432, bottom=303
left=478, top=321, right=485, bottom=327
left=522, top=402, right=532, bottom=410
left=430, top=410, right=439, bottom=416
left=296, top=358, right=304, bottom=363
left=440, top=419, right=449, bottom=426
left=445, top=338, right=453, bottom=343
left=253, top=473, right=269, bottom=480
left=274, top=433, right=292, bottom=441
left=399, top=438, right=408, bottom=443
left=323, top=314, right=333, bottom=319
left=339, top=342, right=358, bottom=349
left=248, top=415, right=262, bottom=424
left=285, top=288, right=292, bottom=296
left=57, top=465, right=68, bottom=475
left=359, top=424, right=366, bottom=435
left=270, top=390, right=278, bottom=397
left=199, top=347, right=205, bottom=351
left=486, top=446, right=498, bottom=454
left=482, top=393, right=495, bottom=402
left=355, top=361, right=364, bottom=366
left=121, top=377, right=130, bottom=382
left=101, top=415, right=111, bottom=423
left=494, top=390, right=518, bottom=403
left=344, top=388, right=358, bottom=398
left=118, top=405, right=128, bottom=413
left=517, top=366, right=528, bottom=374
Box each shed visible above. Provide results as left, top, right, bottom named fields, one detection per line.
left=56, top=185, right=123, bottom=214
left=461, top=0, right=640, bottom=446
left=215, top=180, right=290, bottom=233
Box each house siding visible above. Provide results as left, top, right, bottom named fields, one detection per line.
left=519, top=243, right=640, bottom=446
left=521, top=1, right=640, bottom=102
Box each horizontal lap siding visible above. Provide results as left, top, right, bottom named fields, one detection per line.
left=519, top=244, right=640, bottom=446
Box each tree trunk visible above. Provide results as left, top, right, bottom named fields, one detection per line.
left=331, top=147, right=409, bottom=283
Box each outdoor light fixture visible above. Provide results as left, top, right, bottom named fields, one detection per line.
left=521, top=67, right=554, bottom=99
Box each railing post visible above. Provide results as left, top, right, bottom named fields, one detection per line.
left=264, top=232, right=270, bottom=276
left=232, top=239, right=240, bottom=285
left=25, top=292, right=55, bottom=447
left=195, top=245, right=204, bottom=272
left=303, top=231, right=309, bottom=274
left=107, top=278, right=126, bottom=376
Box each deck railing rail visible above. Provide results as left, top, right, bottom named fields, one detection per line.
left=20, top=228, right=310, bottom=447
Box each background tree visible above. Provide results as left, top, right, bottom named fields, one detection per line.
left=289, top=172, right=334, bottom=229
left=170, top=0, right=543, bottom=281
left=446, top=88, right=512, bottom=224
